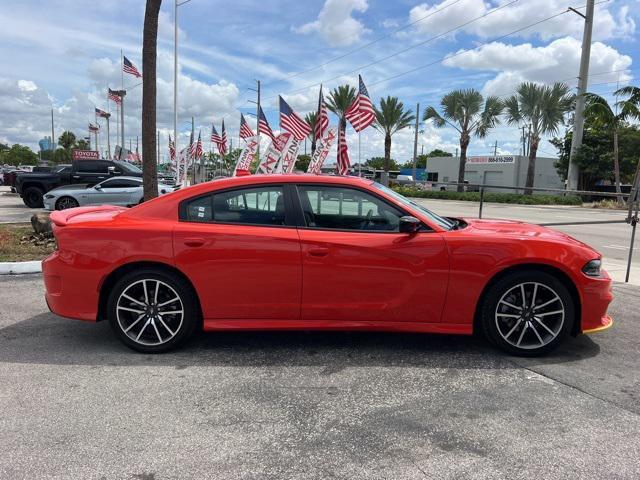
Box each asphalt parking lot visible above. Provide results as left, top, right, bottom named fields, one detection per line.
left=1, top=274, right=638, bottom=479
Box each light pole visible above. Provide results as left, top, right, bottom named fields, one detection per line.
left=174, top=0, right=192, bottom=185
left=567, top=0, right=595, bottom=190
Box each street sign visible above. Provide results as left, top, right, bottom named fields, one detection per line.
left=72, top=150, right=99, bottom=160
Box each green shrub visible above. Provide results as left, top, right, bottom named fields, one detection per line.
left=392, top=186, right=582, bottom=206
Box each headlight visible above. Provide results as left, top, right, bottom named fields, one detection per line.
left=44, top=194, right=55, bottom=199
left=582, top=259, right=602, bottom=277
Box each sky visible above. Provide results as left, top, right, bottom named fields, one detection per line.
left=0, top=0, right=638, bottom=165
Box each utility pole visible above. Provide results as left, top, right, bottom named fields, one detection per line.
left=119, top=90, right=127, bottom=155
left=412, top=102, right=420, bottom=185
left=173, top=0, right=192, bottom=184
left=567, top=0, right=595, bottom=190
left=105, top=113, right=111, bottom=159
left=248, top=80, right=261, bottom=169
left=50, top=108, right=55, bottom=156
left=494, top=140, right=498, bottom=157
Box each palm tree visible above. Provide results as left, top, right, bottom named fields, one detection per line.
left=424, top=89, right=503, bottom=192
left=141, top=0, right=162, bottom=201
left=374, top=96, right=415, bottom=172
left=504, top=82, right=574, bottom=194
left=58, top=131, right=76, bottom=150
left=326, top=84, right=357, bottom=155
left=305, top=111, right=318, bottom=155
left=583, top=91, right=638, bottom=203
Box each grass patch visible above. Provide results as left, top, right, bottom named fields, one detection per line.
left=392, top=186, right=583, bottom=206
left=0, top=223, right=55, bottom=262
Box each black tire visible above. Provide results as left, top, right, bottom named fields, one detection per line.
left=480, top=270, right=574, bottom=357
left=23, top=186, right=44, bottom=208
left=55, top=196, right=79, bottom=210
left=107, top=269, right=199, bottom=353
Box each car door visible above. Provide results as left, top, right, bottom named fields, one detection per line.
left=173, top=184, right=302, bottom=320
left=295, top=184, right=449, bottom=324
left=91, top=178, right=142, bottom=205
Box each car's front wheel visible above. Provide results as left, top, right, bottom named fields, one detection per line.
left=481, top=270, right=574, bottom=356
left=55, top=196, right=79, bottom=210
left=107, top=269, right=198, bottom=353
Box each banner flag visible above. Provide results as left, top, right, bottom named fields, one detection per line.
left=277, top=137, right=300, bottom=173
left=233, top=135, right=259, bottom=176
left=307, top=127, right=337, bottom=174
left=177, top=147, right=190, bottom=185
left=257, top=132, right=294, bottom=174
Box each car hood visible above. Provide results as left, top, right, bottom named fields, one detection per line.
left=459, top=217, right=598, bottom=253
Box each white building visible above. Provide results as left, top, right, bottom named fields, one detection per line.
left=426, top=155, right=564, bottom=194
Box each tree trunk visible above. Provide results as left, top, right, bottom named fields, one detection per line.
left=613, top=129, right=623, bottom=204
left=457, top=132, right=470, bottom=193
left=311, top=138, right=316, bottom=156
left=524, top=135, right=539, bottom=195
left=142, top=0, right=161, bottom=201
left=384, top=133, right=391, bottom=172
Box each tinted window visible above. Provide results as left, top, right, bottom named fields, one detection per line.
left=115, top=161, right=142, bottom=174
left=297, top=186, right=404, bottom=232
left=76, top=161, right=108, bottom=173
left=183, top=186, right=285, bottom=226
left=101, top=178, right=142, bottom=188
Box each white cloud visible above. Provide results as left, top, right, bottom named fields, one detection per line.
left=408, top=0, right=635, bottom=42
left=295, top=0, right=370, bottom=47
left=443, top=36, right=633, bottom=96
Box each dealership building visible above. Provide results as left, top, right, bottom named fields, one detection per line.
left=423, top=155, right=564, bottom=193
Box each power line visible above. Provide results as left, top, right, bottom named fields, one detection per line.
left=261, top=0, right=465, bottom=88
left=264, top=0, right=520, bottom=99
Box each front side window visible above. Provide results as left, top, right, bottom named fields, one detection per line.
left=101, top=178, right=142, bottom=189
left=297, top=185, right=404, bottom=232
left=183, top=185, right=286, bottom=226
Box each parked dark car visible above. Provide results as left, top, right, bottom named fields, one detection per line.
left=16, top=160, right=142, bottom=208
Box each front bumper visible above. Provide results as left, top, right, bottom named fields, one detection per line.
left=579, top=269, right=614, bottom=334
left=43, top=198, right=54, bottom=211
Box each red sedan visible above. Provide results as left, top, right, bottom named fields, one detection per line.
left=43, top=174, right=613, bottom=355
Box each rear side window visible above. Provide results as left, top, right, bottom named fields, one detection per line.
left=76, top=161, right=108, bottom=173
left=182, top=186, right=285, bottom=226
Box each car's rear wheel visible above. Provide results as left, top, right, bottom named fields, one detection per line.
left=481, top=271, right=574, bottom=356
left=107, top=269, right=198, bottom=353
left=55, top=196, right=79, bottom=210
left=23, top=186, right=44, bottom=208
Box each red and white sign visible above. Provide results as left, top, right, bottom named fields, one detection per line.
left=307, top=127, right=337, bottom=175
left=233, top=135, right=259, bottom=176
left=72, top=150, right=99, bottom=160
left=257, top=132, right=294, bottom=174
left=278, top=137, right=300, bottom=173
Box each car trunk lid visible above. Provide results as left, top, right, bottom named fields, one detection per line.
left=50, top=205, right=127, bottom=227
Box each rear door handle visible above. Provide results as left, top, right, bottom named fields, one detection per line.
left=184, top=237, right=206, bottom=247
left=308, top=247, right=329, bottom=257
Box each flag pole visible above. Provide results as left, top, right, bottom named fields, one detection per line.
left=358, top=130, right=361, bottom=177
left=95, top=109, right=100, bottom=157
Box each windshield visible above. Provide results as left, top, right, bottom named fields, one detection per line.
left=373, top=182, right=455, bottom=230
left=53, top=165, right=71, bottom=174
left=114, top=161, right=142, bottom=174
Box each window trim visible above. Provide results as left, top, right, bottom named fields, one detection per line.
left=292, top=183, right=432, bottom=234
left=178, top=183, right=297, bottom=229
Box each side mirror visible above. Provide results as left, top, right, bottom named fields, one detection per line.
left=107, top=166, right=116, bottom=175
left=94, top=184, right=102, bottom=190
left=399, top=216, right=421, bottom=234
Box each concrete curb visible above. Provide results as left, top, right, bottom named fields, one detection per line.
left=0, top=261, right=42, bottom=275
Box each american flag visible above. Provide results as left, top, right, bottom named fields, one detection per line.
left=336, top=126, right=350, bottom=175
left=88, top=123, right=99, bottom=132
left=279, top=96, right=311, bottom=141
left=315, top=85, right=329, bottom=141
left=258, top=106, right=274, bottom=141
left=168, top=134, right=176, bottom=162
left=239, top=113, right=254, bottom=139
left=345, top=75, right=376, bottom=132
left=127, top=151, right=139, bottom=161
left=220, top=119, right=228, bottom=156
left=193, top=131, right=203, bottom=159
left=108, top=88, right=122, bottom=105
left=123, top=56, right=142, bottom=78
left=95, top=107, right=110, bottom=118
left=211, top=122, right=222, bottom=144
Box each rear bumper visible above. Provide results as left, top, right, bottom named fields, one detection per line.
left=42, top=251, right=99, bottom=321
left=579, top=269, right=614, bottom=334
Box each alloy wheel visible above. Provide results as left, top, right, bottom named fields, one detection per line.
left=57, top=197, right=79, bottom=210
left=116, top=279, right=184, bottom=346
left=494, top=282, right=565, bottom=350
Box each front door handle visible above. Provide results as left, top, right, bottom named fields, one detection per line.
left=184, top=237, right=206, bottom=247
left=308, top=247, right=329, bottom=257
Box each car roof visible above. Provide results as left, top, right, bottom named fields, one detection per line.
left=102, top=176, right=142, bottom=182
